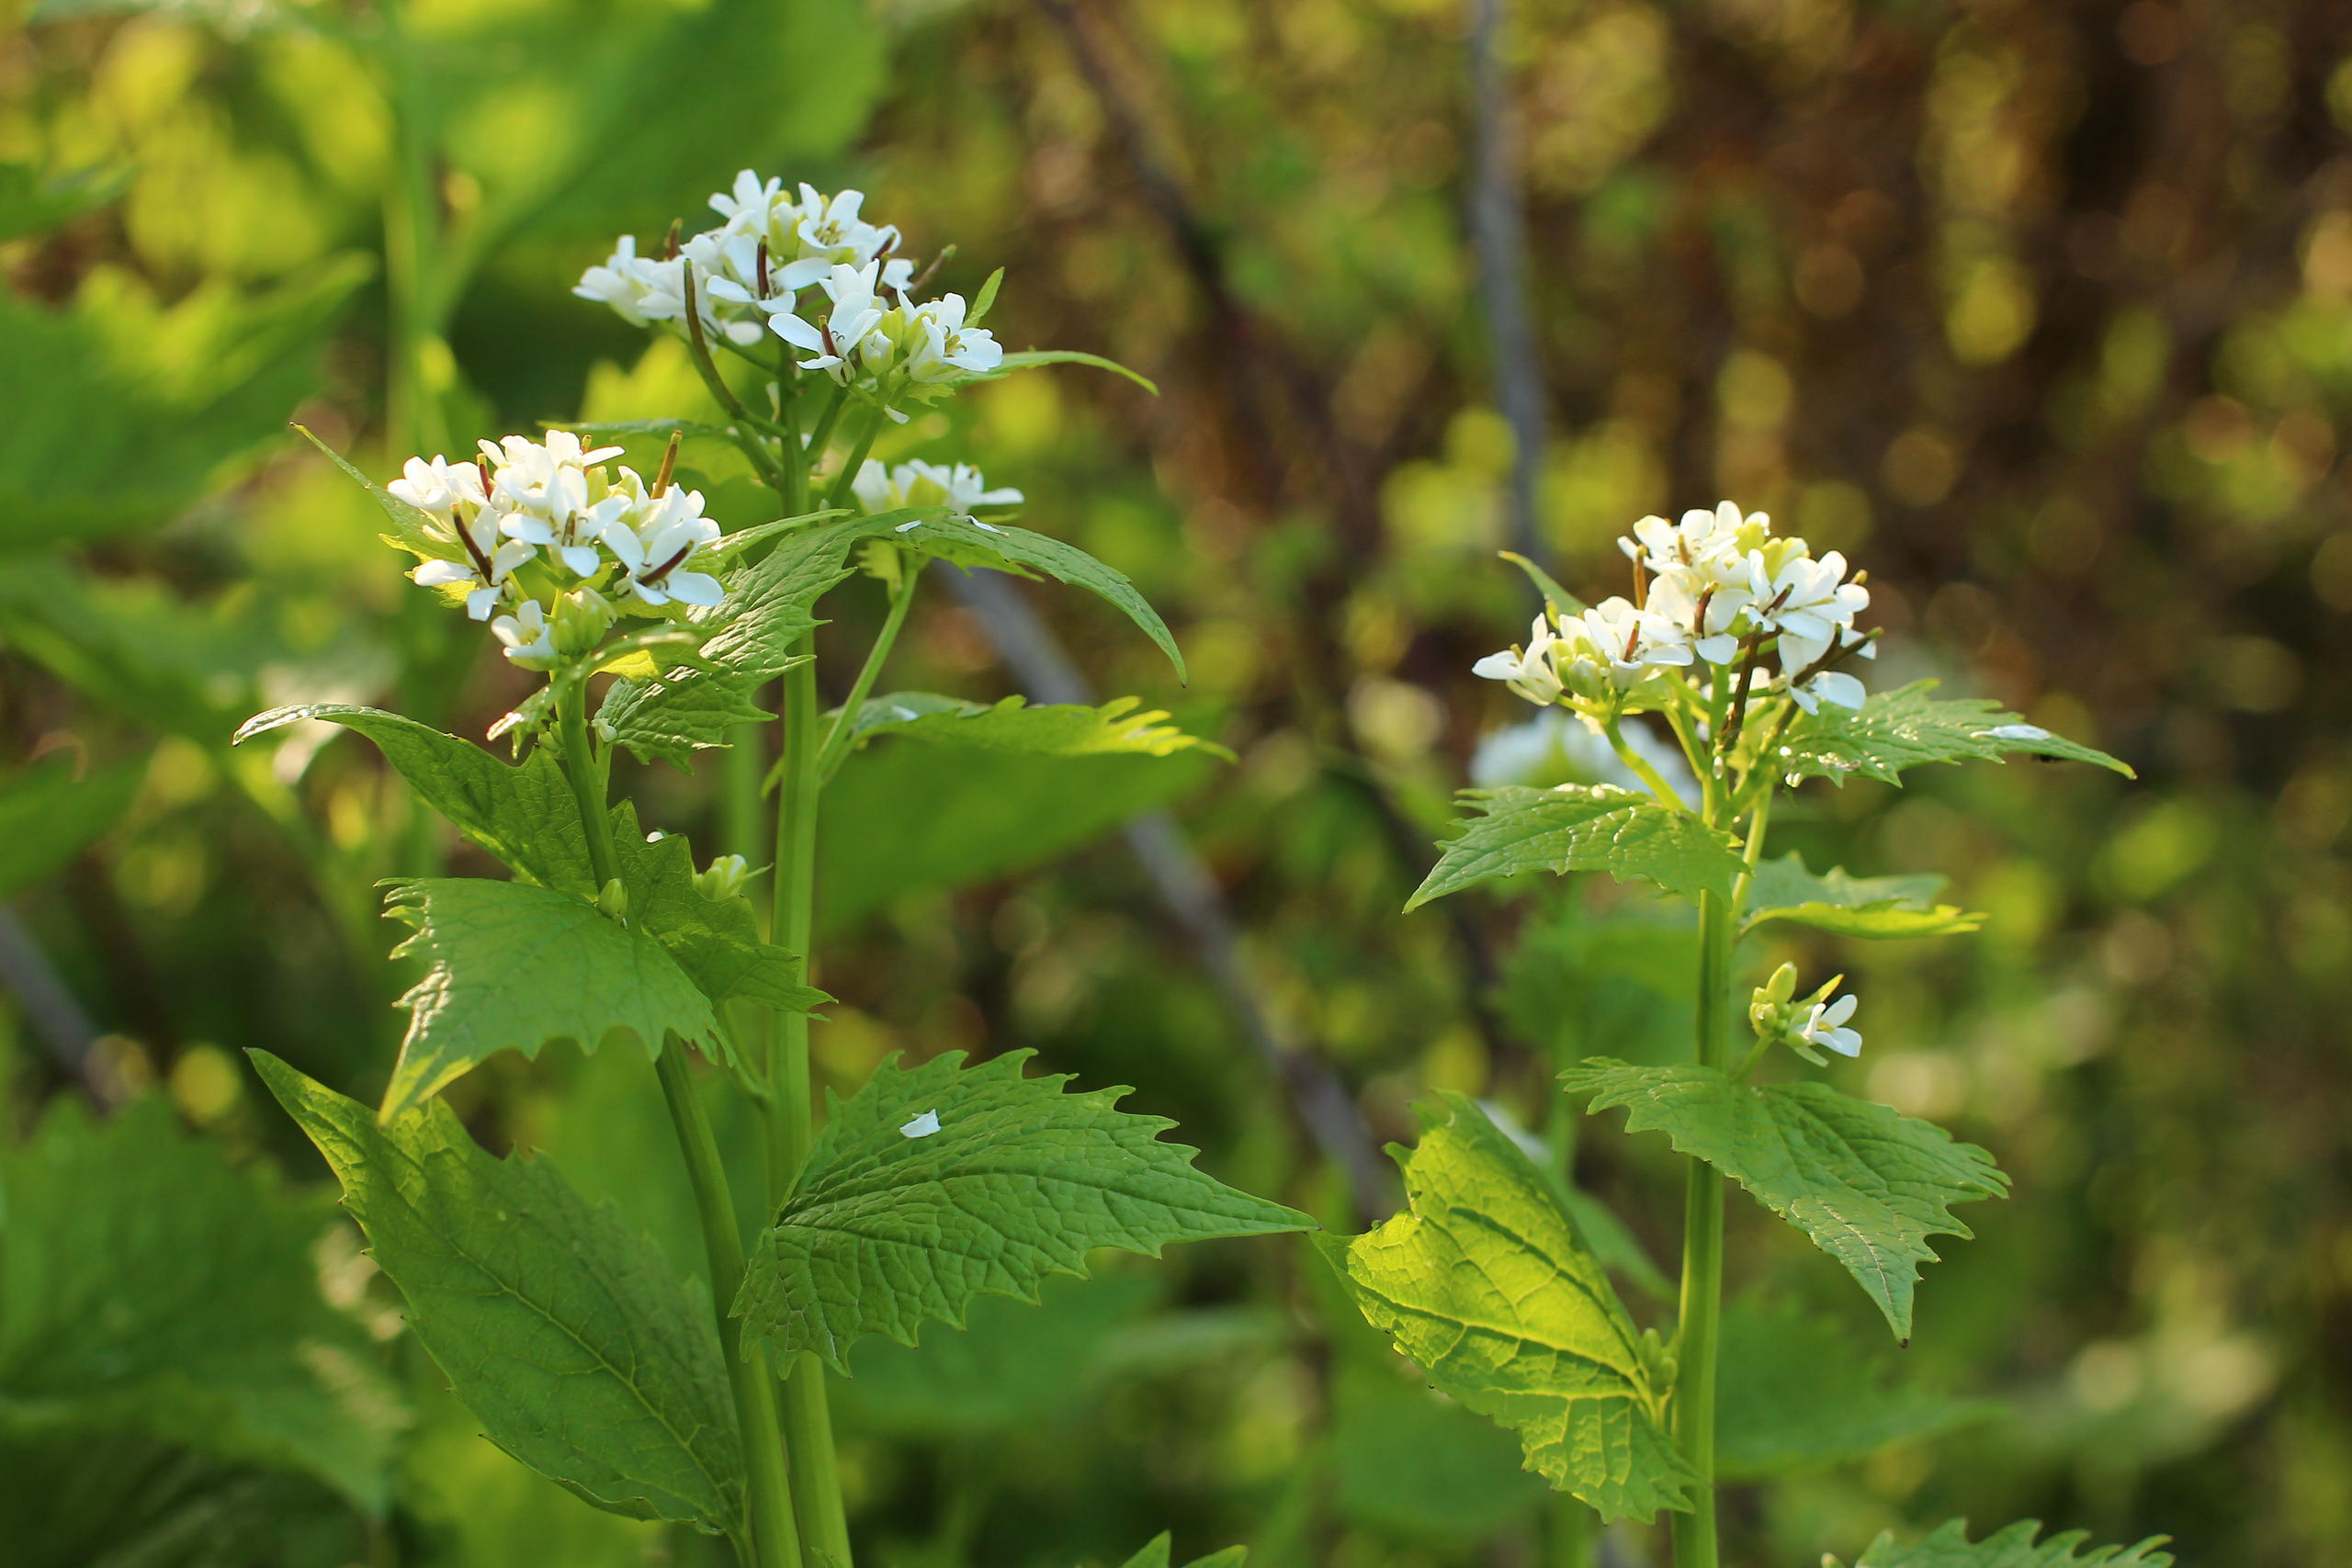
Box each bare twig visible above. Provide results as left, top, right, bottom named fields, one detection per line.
left=1466, top=0, right=1547, bottom=563
left=0, top=906, right=105, bottom=1097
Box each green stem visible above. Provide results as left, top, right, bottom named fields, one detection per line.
left=824, top=410, right=886, bottom=513
left=557, top=685, right=803, bottom=1568
left=802, top=384, right=849, bottom=463
left=1670, top=882, right=1730, bottom=1568
left=816, top=566, right=922, bottom=784
left=1601, top=716, right=1689, bottom=813
left=771, top=642, right=853, bottom=1568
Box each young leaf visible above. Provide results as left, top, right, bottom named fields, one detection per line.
left=251, top=1055, right=744, bottom=1534
left=0, top=751, right=145, bottom=898
left=237, top=705, right=595, bottom=897
left=1743, top=852, right=1984, bottom=940
left=734, top=1050, right=1313, bottom=1371
left=1407, top=785, right=1747, bottom=910
left=1498, top=549, right=1588, bottom=616
left=379, top=877, right=724, bottom=1120
left=608, top=804, right=828, bottom=1014
left=992, top=347, right=1159, bottom=394
left=838, top=693, right=1228, bottom=760
left=889, top=516, right=1186, bottom=681
left=1563, top=1061, right=2009, bottom=1341
left=1838, top=1518, right=2174, bottom=1567
left=291, top=423, right=453, bottom=563
left=0, top=1096, right=402, bottom=1513
left=1318, top=1093, right=1699, bottom=1522
left=1715, top=1297, right=2000, bottom=1480
left=598, top=667, right=780, bottom=770
left=1772, top=681, right=2133, bottom=787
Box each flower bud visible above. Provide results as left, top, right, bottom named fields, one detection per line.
left=694, top=853, right=752, bottom=903
left=596, top=877, right=629, bottom=920
left=1748, top=962, right=1800, bottom=1036
left=552, top=587, right=619, bottom=658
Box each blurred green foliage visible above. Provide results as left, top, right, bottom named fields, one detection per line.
left=3, top=0, right=2348, bottom=1564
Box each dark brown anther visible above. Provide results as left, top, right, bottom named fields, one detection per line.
left=652, top=430, right=681, bottom=499
left=662, top=219, right=682, bottom=261
left=756, top=240, right=771, bottom=298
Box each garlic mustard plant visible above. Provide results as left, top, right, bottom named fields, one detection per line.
left=238, top=171, right=1295, bottom=1568
left=1317, top=504, right=2137, bottom=1566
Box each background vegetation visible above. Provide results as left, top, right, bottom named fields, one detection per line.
left=3, top=0, right=2347, bottom=1563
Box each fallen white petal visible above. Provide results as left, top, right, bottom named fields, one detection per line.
left=899, top=1109, right=942, bottom=1138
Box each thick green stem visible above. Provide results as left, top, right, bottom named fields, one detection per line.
left=657, top=1047, right=805, bottom=1568
left=771, top=643, right=853, bottom=1567
left=558, top=689, right=802, bottom=1568
left=1670, top=883, right=1732, bottom=1568
left=824, top=411, right=885, bottom=513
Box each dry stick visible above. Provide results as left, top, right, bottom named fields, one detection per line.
left=0, top=907, right=104, bottom=1094
left=1466, top=0, right=1547, bottom=566
left=950, top=568, right=1395, bottom=1224
left=1030, top=0, right=1522, bottom=1078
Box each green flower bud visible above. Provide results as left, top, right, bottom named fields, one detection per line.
left=694, top=853, right=752, bottom=903
left=596, top=876, right=629, bottom=920
left=552, top=587, right=619, bottom=658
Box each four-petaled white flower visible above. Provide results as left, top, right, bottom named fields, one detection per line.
left=1472, top=614, right=1569, bottom=707
left=1749, top=548, right=1870, bottom=675
left=1796, top=990, right=1863, bottom=1059
left=490, top=600, right=557, bottom=668
left=903, top=294, right=1002, bottom=383
left=769, top=260, right=889, bottom=378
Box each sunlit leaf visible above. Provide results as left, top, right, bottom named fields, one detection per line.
left=838, top=693, right=1227, bottom=760
left=1835, top=1518, right=2175, bottom=1567
left=1743, top=852, right=1983, bottom=940
left=1407, top=785, right=1747, bottom=909
left=1317, top=1093, right=1698, bottom=1522
left=1771, top=681, right=2133, bottom=787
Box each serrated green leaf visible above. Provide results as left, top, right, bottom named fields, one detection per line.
left=1743, top=852, right=1983, bottom=940
left=598, top=668, right=779, bottom=770
left=607, top=804, right=828, bottom=1014
left=1407, top=785, right=1747, bottom=910
left=1563, top=1062, right=2008, bottom=1340
left=0, top=264, right=367, bottom=549
left=735, top=1050, right=1312, bottom=1371
left=0, top=751, right=145, bottom=898
left=251, top=1055, right=743, bottom=1533
left=1839, top=1518, right=2175, bottom=1567
left=1716, top=1297, right=2000, bottom=1480
left=993, top=348, right=1159, bottom=394
left=379, top=877, right=723, bottom=1119
left=1773, top=681, right=2133, bottom=787
left=0, top=1097, right=402, bottom=1512
left=839, top=693, right=1227, bottom=760
left=237, top=705, right=595, bottom=897
left=1318, top=1093, right=1698, bottom=1522
left=888, top=516, right=1184, bottom=680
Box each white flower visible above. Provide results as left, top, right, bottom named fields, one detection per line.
left=1749, top=548, right=1870, bottom=673
left=899, top=1109, right=942, bottom=1138
left=605, top=483, right=724, bottom=609
left=768, top=260, right=889, bottom=378
left=902, top=293, right=1002, bottom=383
left=1618, top=501, right=1761, bottom=577
left=852, top=457, right=1023, bottom=517
left=1788, top=665, right=1870, bottom=714
left=1796, top=991, right=1862, bottom=1058
left=387, top=454, right=486, bottom=518
left=395, top=452, right=527, bottom=620
left=574, top=236, right=695, bottom=331
left=1468, top=706, right=1697, bottom=796
left=1473, top=613, right=1569, bottom=706
left=1566, top=596, right=1696, bottom=693
left=490, top=601, right=557, bottom=668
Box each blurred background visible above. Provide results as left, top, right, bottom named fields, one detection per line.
left=3, top=0, right=2348, bottom=1564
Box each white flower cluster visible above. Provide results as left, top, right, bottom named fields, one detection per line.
left=576, top=171, right=1002, bottom=413
left=1475, top=502, right=1875, bottom=718
left=389, top=431, right=723, bottom=667
left=852, top=458, right=1023, bottom=520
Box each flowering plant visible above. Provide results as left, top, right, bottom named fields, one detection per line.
left=233, top=172, right=1298, bottom=1568
left=1317, top=506, right=2148, bottom=1567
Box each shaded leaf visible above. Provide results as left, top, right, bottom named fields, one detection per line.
left=1563, top=1061, right=2008, bottom=1340
left=1773, top=681, right=2133, bottom=787
left=252, top=1055, right=743, bottom=1532
left=379, top=876, right=722, bottom=1119
left=1407, top=785, right=1747, bottom=909
left=0, top=751, right=145, bottom=898
left=839, top=693, right=1227, bottom=760
left=1716, top=1297, right=2000, bottom=1480
left=608, top=803, right=827, bottom=1014
left=1317, top=1093, right=1698, bottom=1522
left=735, top=1050, right=1312, bottom=1371
left=0, top=1097, right=402, bottom=1512
left=1743, top=852, right=1983, bottom=940
left=1838, top=1518, right=2174, bottom=1567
